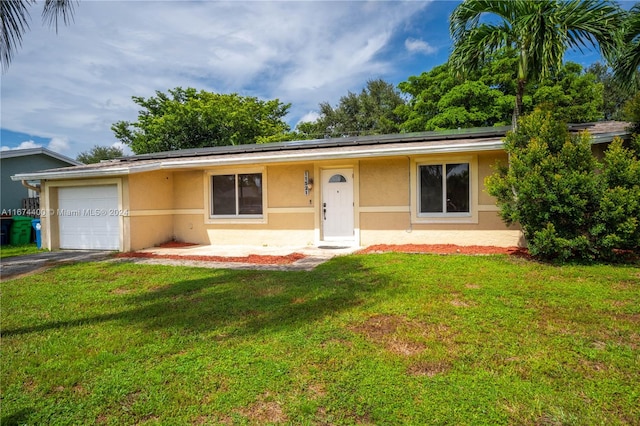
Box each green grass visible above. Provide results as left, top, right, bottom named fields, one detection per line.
left=0, top=244, right=44, bottom=259
left=1, top=254, right=638, bottom=425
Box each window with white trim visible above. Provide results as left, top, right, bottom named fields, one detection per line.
left=211, top=173, right=263, bottom=217
left=418, top=162, right=470, bottom=216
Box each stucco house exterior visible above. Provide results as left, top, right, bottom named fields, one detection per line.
left=11, top=123, right=629, bottom=252
left=1, top=147, right=82, bottom=215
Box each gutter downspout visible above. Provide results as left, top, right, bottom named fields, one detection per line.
left=21, top=180, right=41, bottom=193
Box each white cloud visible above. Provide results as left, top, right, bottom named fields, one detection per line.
left=297, top=111, right=321, bottom=125
left=1, top=0, right=431, bottom=156
left=1, top=140, right=42, bottom=151
left=47, top=137, right=70, bottom=153
left=405, top=38, right=437, bottom=55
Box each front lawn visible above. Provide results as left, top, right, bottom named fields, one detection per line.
left=1, top=254, right=638, bottom=425
left=0, top=244, right=43, bottom=259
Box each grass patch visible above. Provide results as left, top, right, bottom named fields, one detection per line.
left=0, top=244, right=43, bottom=259
left=1, top=254, right=638, bottom=425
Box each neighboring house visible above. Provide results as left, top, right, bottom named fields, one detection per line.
left=11, top=123, right=629, bottom=252
left=1, top=147, right=82, bottom=215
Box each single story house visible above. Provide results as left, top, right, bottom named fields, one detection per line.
left=1, top=147, right=82, bottom=215
left=11, top=123, right=629, bottom=252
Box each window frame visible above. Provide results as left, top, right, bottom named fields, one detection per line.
left=206, top=167, right=267, bottom=223
left=411, top=155, right=478, bottom=224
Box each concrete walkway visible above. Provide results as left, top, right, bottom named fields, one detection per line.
left=117, top=244, right=361, bottom=271
left=0, top=244, right=361, bottom=280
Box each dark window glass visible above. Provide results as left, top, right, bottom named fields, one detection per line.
left=446, top=163, right=469, bottom=213
left=212, top=175, right=236, bottom=215
left=329, top=174, right=347, bottom=183
left=419, top=165, right=443, bottom=213
left=212, top=173, right=263, bottom=216
left=238, top=173, right=263, bottom=215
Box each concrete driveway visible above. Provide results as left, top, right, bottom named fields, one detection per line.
left=0, top=251, right=112, bottom=281
left=0, top=245, right=361, bottom=280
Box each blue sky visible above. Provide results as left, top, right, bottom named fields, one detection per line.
left=0, top=0, right=616, bottom=157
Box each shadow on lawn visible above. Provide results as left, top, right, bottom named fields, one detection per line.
left=2, top=256, right=390, bottom=338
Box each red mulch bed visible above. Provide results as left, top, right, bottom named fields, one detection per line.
left=115, top=252, right=307, bottom=265
left=358, top=244, right=529, bottom=257
left=157, top=241, right=199, bottom=248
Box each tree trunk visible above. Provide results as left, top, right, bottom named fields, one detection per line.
left=512, top=78, right=525, bottom=129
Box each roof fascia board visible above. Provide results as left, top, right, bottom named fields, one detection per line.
left=11, top=163, right=160, bottom=181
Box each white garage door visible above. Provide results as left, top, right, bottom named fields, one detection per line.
left=58, top=185, right=120, bottom=250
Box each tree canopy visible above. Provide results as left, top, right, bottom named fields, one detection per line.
left=76, top=145, right=124, bottom=164
left=398, top=50, right=604, bottom=132
left=295, top=79, right=405, bottom=138
left=449, top=0, right=623, bottom=125
left=111, top=87, right=292, bottom=154
left=612, top=4, right=640, bottom=88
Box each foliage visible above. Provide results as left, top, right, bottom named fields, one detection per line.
left=587, top=62, right=639, bottom=120
left=449, top=0, right=623, bottom=124
left=486, top=109, right=640, bottom=261
left=399, top=52, right=602, bottom=132
left=612, top=3, right=640, bottom=89
left=2, top=255, right=638, bottom=424
left=296, top=79, right=405, bottom=138
left=76, top=145, right=124, bottom=164
left=1, top=0, right=76, bottom=71
left=112, top=87, right=292, bottom=154
left=622, top=91, right=640, bottom=134
left=0, top=244, right=43, bottom=259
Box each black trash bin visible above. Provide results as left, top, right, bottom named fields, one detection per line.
left=0, top=217, right=13, bottom=246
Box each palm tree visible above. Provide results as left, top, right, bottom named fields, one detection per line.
left=449, top=0, right=623, bottom=127
left=613, top=4, right=640, bottom=89
left=1, top=0, right=76, bottom=71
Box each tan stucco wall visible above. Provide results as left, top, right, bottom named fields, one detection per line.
left=359, top=158, right=409, bottom=207
left=360, top=211, right=511, bottom=231
left=128, top=170, right=174, bottom=211
left=129, top=215, right=173, bottom=251
left=478, top=151, right=506, bottom=205
left=173, top=170, right=204, bottom=209
left=127, top=171, right=175, bottom=249
left=38, top=151, right=526, bottom=251
left=267, top=164, right=314, bottom=208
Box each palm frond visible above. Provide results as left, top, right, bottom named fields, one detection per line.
left=0, top=0, right=33, bottom=71
left=42, top=0, right=76, bottom=32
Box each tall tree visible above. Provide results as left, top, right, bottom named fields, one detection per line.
left=449, top=0, right=622, bottom=126
left=1, top=0, right=76, bottom=71
left=296, top=79, right=405, bottom=138
left=587, top=62, right=639, bottom=120
left=112, top=87, right=292, bottom=154
left=76, top=145, right=124, bottom=164
left=612, top=3, right=640, bottom=89
left=398, top=52, right=603, bottom=132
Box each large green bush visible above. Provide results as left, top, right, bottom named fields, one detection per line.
left=486, top=109, right=640, bottom=261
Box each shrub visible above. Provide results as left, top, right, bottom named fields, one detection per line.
left=486, top=109, right=640, bottom=262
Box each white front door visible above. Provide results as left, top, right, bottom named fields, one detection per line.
left=322, top=168, right=354, bottom=241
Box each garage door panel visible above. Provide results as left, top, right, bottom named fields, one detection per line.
left=58, top=185, right=120, bottom=250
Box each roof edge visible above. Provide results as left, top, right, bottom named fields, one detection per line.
left=0, top=147, right=83, bottom=165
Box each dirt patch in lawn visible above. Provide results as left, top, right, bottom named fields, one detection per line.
left=350, top=314, right=456, bottom=357
left=358, top=244, right=529, bottom=257
left=115, top=252, right=306, bottom=265
left=237, top=392, right=288, bottom=424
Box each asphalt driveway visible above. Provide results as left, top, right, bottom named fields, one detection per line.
left=0, top=251, right=112, bottom=281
